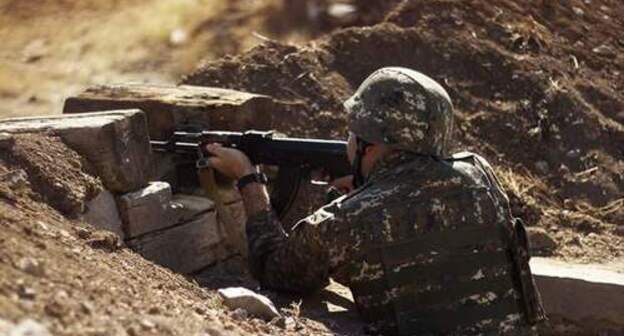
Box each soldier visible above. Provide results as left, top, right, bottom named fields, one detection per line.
left=205, top=67, right=546, bottom=335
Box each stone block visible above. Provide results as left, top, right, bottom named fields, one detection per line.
left=81, top=190, right=124, bottom=238
left=126, top=210, right=228, bottom=274
left=170, top=194, right=215, bottom=223
left=197, top=169, right=247, bottom=257
left=218, top=199, right=247, bottom=257
left=530, top=257, right=624, bottom=333
left=0, top=110, right=150, bottom=193
left=63, top=83, right=288, bottom=139
left=117, top=182, right=173, bottom=239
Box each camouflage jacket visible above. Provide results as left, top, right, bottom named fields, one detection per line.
left=246, top=151, right=545, bottom=335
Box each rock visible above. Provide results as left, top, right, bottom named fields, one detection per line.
left=0, top=169, right=29, bottom=190
left=17, top=285, right=36, bottom=300
left=22, top=39, right=48, bottom=63
left=0, top=110, right=151, bottom=193
left=572, top=7, right=584, bottom=16
left=87, top=231, right=123, bottom=252
left=273, top=316, right=295, bottom=329
left=534, top=160, right=550, bottom=174
left=0, top=132, right=14, bottom=148
left=44, top=297, right=68, bottom=318
left=531, top=257, right=624, bottom=333
left=139, top=318, right=156, bottom=329
left=15, top=257, right=45, bottom=277
left=63, top=84, right=289, bottom=139
left=615, top=226, right=624, bottom=237
left=80, top=301, right=94, bottom=315
left=527, top=227, right=557, bottom=252
left=81, top=190, right=124, bottom=238
left=73, top=226, right=92, bottom=239
left=592, top=44, right=616, bottom=57
left=126, top=210, right=228, bottom=274
left=230, top=308, right=249, bottom=320
left=7, top=319, right=51, bottom=336
left=218, top=287, right=280, bottom=321
left=117, top=182, right=174, bottom=239
left=327, top=3, right=357, bottom=19
left=169, top=29, right=188, bottom=46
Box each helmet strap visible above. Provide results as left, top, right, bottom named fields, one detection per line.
left=352, top=137, right=371, bottom=188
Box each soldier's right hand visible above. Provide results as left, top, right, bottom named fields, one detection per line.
left=204, top=143, right=255, bottom=180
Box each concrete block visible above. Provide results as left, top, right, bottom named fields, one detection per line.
left=218, top=199, right=247, bottom=257
left=126, top=210, right=229, bottom=274
left=0, top=110, right=151, bottom=193
left=531, top=257, right=624, bottom=333
left=117, top=182, right=173, bottom=239
left=81, top=190, right=124, bottom=238
left=170, top=194, right=215, bottom=223
left=63, top=83, right=288, bottom=139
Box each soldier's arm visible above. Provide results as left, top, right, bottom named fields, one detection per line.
left=240, top=182, right=342, bottom=293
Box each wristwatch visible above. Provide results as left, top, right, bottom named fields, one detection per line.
left=237, top=172, right=268, bottom=190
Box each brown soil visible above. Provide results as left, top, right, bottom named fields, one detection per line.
left=183, top=0, right=624, bottom=263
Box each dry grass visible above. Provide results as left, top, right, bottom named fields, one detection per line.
left=494, top=166, right=557, bottom=208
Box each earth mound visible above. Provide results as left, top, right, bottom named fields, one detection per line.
left=183, top=0, right=624, bottom=262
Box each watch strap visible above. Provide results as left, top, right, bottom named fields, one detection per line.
left=237, top=172, right=268, bottom=189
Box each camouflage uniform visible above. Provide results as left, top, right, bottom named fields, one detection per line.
left=245, top=68, right=545, bottom=335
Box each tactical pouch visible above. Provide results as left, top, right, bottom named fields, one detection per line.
left=509, top=217, right=547, bottom=325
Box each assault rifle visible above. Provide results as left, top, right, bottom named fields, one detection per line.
left=150, top=130, right=350, bottom=218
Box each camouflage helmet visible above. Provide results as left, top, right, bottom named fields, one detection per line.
left=344, top=67, right=454, bottom=157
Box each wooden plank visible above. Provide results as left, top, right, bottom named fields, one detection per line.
left=63, top=84, right=289, bottom=139
left=126, top=210, right=231, bottom=274
left=0, top=110, right=151, bottom=193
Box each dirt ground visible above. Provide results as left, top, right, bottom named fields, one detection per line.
left=1, top=0, right=624, bottom=335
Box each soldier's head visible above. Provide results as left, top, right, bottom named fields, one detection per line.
left=344, top=67, right=454, bottom=185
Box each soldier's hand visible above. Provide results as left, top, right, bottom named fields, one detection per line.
left=204, top=143, right=255, bottom=180
left=330, top=175, right=354, bottom=194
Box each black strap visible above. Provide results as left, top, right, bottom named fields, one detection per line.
left=236, top=172, right=268, bottom=190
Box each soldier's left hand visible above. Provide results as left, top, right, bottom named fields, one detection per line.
left=204, top=143, right=255, bottom=180
left=330, top=175, right=354, bottom=194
